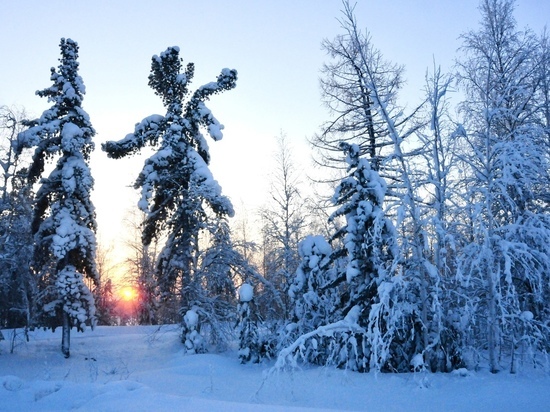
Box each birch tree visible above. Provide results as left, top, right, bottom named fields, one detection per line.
left=0, top=106, right=34, bottom=330
left=259, top=132, right=308, bottom=320
left=456, top=0, right=550, bottom=373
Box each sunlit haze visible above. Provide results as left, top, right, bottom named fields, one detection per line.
left=120, top=286, right=138, bottom=302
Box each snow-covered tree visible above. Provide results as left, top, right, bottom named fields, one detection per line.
left=182, top=307, right=205, bottom=354
left=191, top=218, right=247, bottom=350
left=122, top=211, right=161, bottom=325
left=456, top=0, right=550, bottom=373
left=1, top=106, right=26, bottom=201
left=285, top=234, right=334, bottom=364
left=259, top=132, right=308, bottom=320
left=0, top=106, right=35, bottom=330
left=0, top=176, right=34, bottom=330
left=325, top=142, right=397, bottom=371
left=16, top=38, right=99, bottom=358
left=312, top=5, right=406, bottom=172
left=405, top=66, right=465, bottom=372
left=102, top=47, right=237, bottom=322
left=237, top=283, right=261, bottom=363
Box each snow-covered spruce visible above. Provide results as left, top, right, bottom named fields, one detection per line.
left=15, top=38, right=99, bottom=358
left=182, top=307, right=205, bottom=354
left=283, top=234, right=334, bottom=364
left=326, top=142, right=397, bottom=372
left=102, top=46, right=237, bottom=344
left=236, top=283, right=262, bottom=363
left=278, top=142, right=398, bottom=372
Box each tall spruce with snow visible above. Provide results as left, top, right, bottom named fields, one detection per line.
left=16, top=38, right=99, bottom=358
left=102, top=47, right=237, bottom=333
left=274, top=143, right=399, bottom=372
left=456, top=0, right=550, bottom=373
left=327, top=142, right=397, bottom=371
left=335, top=2, right=464, bottom=371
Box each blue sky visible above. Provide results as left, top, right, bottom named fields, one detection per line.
left=1, top=0, right=549, bottom=252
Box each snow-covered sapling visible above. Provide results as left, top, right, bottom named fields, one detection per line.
left=237, top=283, right=261, bottom=363
left=285, top=234, right=333, bottom=364
left=182, top=307, right=205, bottom=354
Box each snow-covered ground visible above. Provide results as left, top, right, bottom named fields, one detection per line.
left=1, top=325, right=549, bottom=411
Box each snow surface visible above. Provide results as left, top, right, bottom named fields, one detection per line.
left=1, top=325, right=550, bottom=411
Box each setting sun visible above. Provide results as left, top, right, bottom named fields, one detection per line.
left=119, top=286, right=138, bottom=302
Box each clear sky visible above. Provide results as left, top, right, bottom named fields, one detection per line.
left=1, top=0, right=549, bottom=254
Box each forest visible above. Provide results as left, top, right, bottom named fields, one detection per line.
left=1, top=0, right=550, bottom=376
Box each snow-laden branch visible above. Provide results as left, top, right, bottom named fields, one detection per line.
left=274, top=306, right=365, bottom=370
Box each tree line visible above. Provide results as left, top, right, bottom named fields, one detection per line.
left=1, top=0, right=550, bottom=373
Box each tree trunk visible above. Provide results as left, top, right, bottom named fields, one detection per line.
left=62, top=310, right=71, bottom=358
left=487, top=266, right=499, bottom=373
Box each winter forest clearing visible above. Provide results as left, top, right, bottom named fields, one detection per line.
left=2, top=0, right=550, bottom=410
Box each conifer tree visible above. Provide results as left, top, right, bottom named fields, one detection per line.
left=326, top=142, right=397, bottom=371
left=312, top=4, right=405, bottom=173
left=286, top=234, right=334, bottom=364
left=103, top=47, right=237, bottom=322
left=237, top=283, right=261, bottom=363
left=16, top=38, right=99, bottom=358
